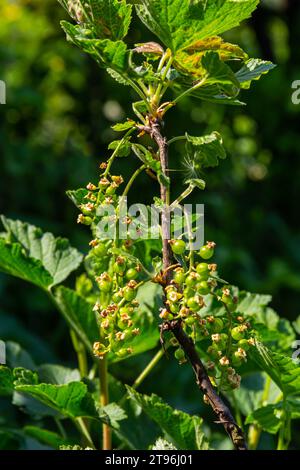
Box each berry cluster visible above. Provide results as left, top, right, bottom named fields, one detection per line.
left=75, top=167, right=145, bottom=359
left=77, top=171, right=123, bottom=227
left=164, top=240, right=255, bottom=390
left=91, top=251, right=143, bottom=359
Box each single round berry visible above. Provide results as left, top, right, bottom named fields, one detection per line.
left=185, top=316, right=197, bottom=326
left=196, top=263, right=209, bottom=278
left=112, top=292, right=123, bottom=303
left=186, top=273, right=200, bottom=287
left=98, top=280, right=112, bottom=293
left=123, top=286, right=137, bottom=302
left=169, top=302, right=180, bottom=314
left=199, top=244, right=214, bottom=260
left=173, top=268, right=186, bottom=285
left=231, top=353, right=242, bottom=368
left=183, top=287, right=195, bottom=299
left=207, top=344, right=220, bottom=360
left=197, top=281, right=210, bottom=295
left=187, top=296, right=203, bottom=312
left=231, top=326, right=244, bottom=341
left=126, top=268, right=138, bottom=280
left=93, top=243, right=107, bottom=257
left=106, top=185, right=116, bottom=196
left=211, top=318, right=224, bottom=333
left=238, top=339, right=249, bottom=351
left=174, top=348, right=185, bottom=361
left=170, top=239, right=186, bottom=255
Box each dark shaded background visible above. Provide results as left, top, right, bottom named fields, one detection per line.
left=0, top=0, right=300, bottom=449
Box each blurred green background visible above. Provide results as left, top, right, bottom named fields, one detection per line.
left=0, top=0, right=300, bottom=449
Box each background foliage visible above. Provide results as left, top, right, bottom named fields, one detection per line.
left=0, top=0, right=300, bottom=449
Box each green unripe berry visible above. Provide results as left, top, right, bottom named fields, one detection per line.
left=231, top=326, right=244, bottom=341
left=196, top=263, right=209, bottom=277
left=169, top=302, right=180, bottom=314
left=106, top=185, right=116, bottom=196
left=207, top=344, right=220, bottom=360
left=117, top=348, right=128, bottom=358
left=93, top=243, right=107, bottom=257
left=196, top=281, right=210, bottom=295
left=211, top=318, right=224, bottom=333
left=112, top=292, right=123, bottom=303
left=227, top=300, right=238, bottom=313
left=119, top=306, right=133, bottom=316
left=170, top=239, right=186, bottom=255
left=185, top=316, right=197, bottom=326
left=199, top=244, right=215, bottom=260
left=173, top=268, right=186, bottom=285
left=78, top=215, right=93, bottom=226
left=126, top=268, right=138, bottom=280
left=97, top=274, right=112, bottom=292
left=232, top=352, right=242, bottom=368
left=174, top=348, right=185, bottom=361
left=123, top=286, right=137, bottom=302
left=185, top=272, right=200, bottom=287
left=183, top=287, right=195, bottom=299
left=113, top=257, right=127, bottom=275
left=238, top=339, right=249, bottom=351
left=187, top=295, right=203, bottom=312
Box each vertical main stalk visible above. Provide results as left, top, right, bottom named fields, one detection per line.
left=99, top=356, right=111, bottom=450
left=145, top=117, right=247, bottom=451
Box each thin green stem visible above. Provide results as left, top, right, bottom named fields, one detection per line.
left=55, top=418, right=67, bottom=439
left=173, top=76, right=208, bottom=104
left=119, top=348, right=165, bottom=407
left=168, top=135, right=187, bottom=146
left=248, top=375, right=272, bottom=450
left=104, top=128, right=135, bottom=178
left=127, top=78, right=151, bottom=111
left=74, top=418, right=96, bottom=449
left=70, top=330, right=88, bottom=377
left=132, top=348, right=165, bottom=390
left=99, top=355, right=111, bottom=450
left=171, top=184, right=194, bottom=208
left=122, top=164, right=146, bottom=197
left=153, top=54, right=173, bottom=107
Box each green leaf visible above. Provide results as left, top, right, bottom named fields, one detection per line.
left=24, top=425, right=73, bottom=449
left=185, top=131, right=226, bottom=169
left=54, top=287, right=98, bottom=353
left=246, top=403, right=284, bottom=434
left=61, top=21, right=129, bottom=73
left=0, top=240, right=53, bottom=289
left=136, top=0, right=259, bottom=52
left=152, top=437, right=177, bottom=450
left=100, top=403, right=127, bottom=429
left=185, top=178, right=206, bottom=190
left=250, top=342, right=300, bottom=397
left=37, top=364, right=81, bottom=385
left=5, top=342, right=36, bottom=370
left=0, top=366, right=14, bottom=396
left=226, top=372, right=280, bottom=417
left=58, top=0, right=132, bottom=40
left=1, top=216, right=83, bottom=287
left=174, top=36, right=247, bottom=78
left=112, top=120, right=136, bottom=131
left=236, top=58, right=276, bottom=89
left=126, top=387, right=208, bottom=450
left=14, top=381, right=100, bottom=420
left=201, top=51, right=240, bottom=97
left=108, top=139, right=132, bottom=157
left=67, top=188, right=90, bottom=209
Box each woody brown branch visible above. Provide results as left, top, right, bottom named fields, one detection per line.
left=142, top=116, right=247, bottom=451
